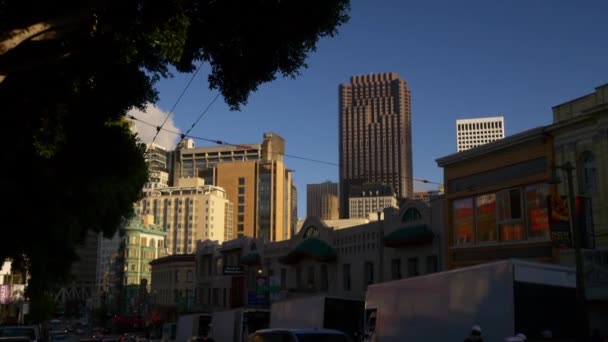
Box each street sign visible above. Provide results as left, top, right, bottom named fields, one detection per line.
left=224, top=265, right=245, bottom=275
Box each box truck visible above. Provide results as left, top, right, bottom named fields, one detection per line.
left=270, top=295, right=364, bottom=339
left=364, top=259, right=577, bottom=342
left=210, top=308, right=270, bottom=342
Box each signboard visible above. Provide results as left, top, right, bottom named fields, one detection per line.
left=547, top=195, right=572, bottom=248
left=223, top=265, right=245, bottom=275
left=0, top=285, right=10, bottom=304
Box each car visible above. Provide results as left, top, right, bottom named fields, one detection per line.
left=249, top=328, right=353, bottom=342
left=0, top=326, right=41, bottom=342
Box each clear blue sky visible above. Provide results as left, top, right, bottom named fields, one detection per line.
left=153, top=0, right=608, bottom=218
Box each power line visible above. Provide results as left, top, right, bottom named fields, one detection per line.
left=129, top=115, right=443, bottom=185
left=150, top=62, right=204, bottom=145
left=179, top=92, right=221, bottom=144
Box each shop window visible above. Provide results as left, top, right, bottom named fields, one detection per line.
left=476, top=194, right=497, bottom=242
left=453, top=198, right=474, bottom=245
left=525, top=184, right=550, bottom=238
left=497, top=189, right=525, bottom=241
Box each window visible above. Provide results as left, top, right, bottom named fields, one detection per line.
left=238, top=215, right=244, bottom=222
left=426, top=255, right=438, bottom=273
left=238, top=187, right=245, bottom=195
left=186, top=270, right=193, bottom=282
left=581, top=152, right=597, bottom=194
left=402, top=208, right=422, bottom=223
left=476, top=194, right=497, bottom=242
left=281, top=269, right=287, bottom=290
left=174, top=270, right=179, bottom=282
left=238, top=177, right=245, bottom=186
left=453, top=198, right=474, bottom=245
left=391, top=259, right=401, bottom=280
left=408, top=257, right=419, bottom=277
left=320, top=265, right=328, bottom=291
left=237, top=224, right=244, bottom=232
left=343, top=264, right=351, bottom=291
left=238, top=196, right=244, bottom=204
left=497, top=189, right=525, bottom=241
left=307, top=266, right=315, bottom=287
left=525, top=184, right=550, bottom=238
left=238, top=205, right=245, bottom=213
left=364, top=261, right=374, bottom=287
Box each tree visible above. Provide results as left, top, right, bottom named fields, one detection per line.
left=0, top=0, right=350, bottom=317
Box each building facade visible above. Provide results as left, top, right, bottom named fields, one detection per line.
left=171, top=133, right=296, bottom=242
left=551, top=84, right=608, bottom=249
left=307, top=182, right=339, bottom=220
left=119, top=214, right=168, bottom=315
left=194, top=199, right=444, bottom=312
left=456, top=116, right=505, bottom=152
left=339, top=72, right=413, bottom=218
left=144, top=143, right=171, bottom=195
left=139, top=178, right=234, bottom=254
left=437, top=126, right=555, bottom=269
left=150, top=254, right=196, bottom=318
left=413, top=190, right=444, bottom=204
left=348, top=183, right=398, bottom=219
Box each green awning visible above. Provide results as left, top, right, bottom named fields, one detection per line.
left=384, top=224, right=434, bottom=247
left=279, top=238, right=337, bottom=264
left=241, top=252, right=261, bottom=266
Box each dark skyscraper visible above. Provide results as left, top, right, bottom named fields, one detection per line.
left=339, top=72, right=413, bottom=218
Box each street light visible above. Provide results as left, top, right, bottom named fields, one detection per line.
left=549, top=162, right=588, bottom=341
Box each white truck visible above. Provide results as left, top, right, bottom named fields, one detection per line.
left=172, top=313, right=212, bottom=342
left=364, top=259, right=578, bottom=342
left=270, top=295, right=364, bottom=340
left=210, top=308, right=270, bottom=342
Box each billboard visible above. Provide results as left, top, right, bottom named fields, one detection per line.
left=547, top=195, right=571, bottom=248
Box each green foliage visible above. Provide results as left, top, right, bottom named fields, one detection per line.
left=0, top=0, right=350, bottom=317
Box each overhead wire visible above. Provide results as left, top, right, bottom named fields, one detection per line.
left=129, top=115, right=444, bottom=186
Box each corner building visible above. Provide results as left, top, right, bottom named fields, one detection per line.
left=339, top=72, right=413, bottom=218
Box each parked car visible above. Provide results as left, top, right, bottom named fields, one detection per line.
left=249, top=328, right=353, bottom=342
left=0, top=326, right=41, bottom=342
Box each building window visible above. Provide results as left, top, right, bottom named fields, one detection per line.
left=408, top=257, right=419, bottom=277
left=320, top=265, right=328, bottom=291
left=426, top=255, right=438, bottom=273
left=238, top=215, right=244, bottom=222
left=525, top=184, right=550, bottom=238
left=497, top=189, right=525, bottom=241
left=238, top=187, right=245, bottom=195
left=186, top=270, right=193, bottom=282
left=453, top=198, right=474, bottom=245
left=391, top=259, right=401, bottom=280
left=343, top=264, right=351, bottom=291
left=174, top=270, right=179, bottom=283
left=238, top=205, right=244, bottom=213
left=238, top=196, right=244, bottom=204
left=402, top=208, right=422, bottom=223
left=364, top=261, right=374, bottom=287
left=581, top=152, right=597, bottom=194
left=476, top=194, right=497, bottom=242
left=237, top=224, right=244, bottom=232
left=238, top=177, right=245, bottom=186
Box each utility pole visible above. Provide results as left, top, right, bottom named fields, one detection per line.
left=555, top=162, right=588, bottom=341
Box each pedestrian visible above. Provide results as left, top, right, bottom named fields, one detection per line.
left=464, top=325, right=484, bottom=342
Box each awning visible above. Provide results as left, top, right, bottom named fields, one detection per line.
left=279, top=238, right=337, bottom=265
left=241, top=252, right=261, bottom=266
left=384, top=224, right=434, bottom=247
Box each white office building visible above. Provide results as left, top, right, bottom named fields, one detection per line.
left=456, top=116, right=505, bottom=152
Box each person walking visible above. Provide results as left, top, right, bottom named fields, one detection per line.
left=464, top=325, right=484, bottom=342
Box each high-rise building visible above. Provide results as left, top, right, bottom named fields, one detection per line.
left=339, top=72, right=413, bottom=218
left=143, top=143, right=171, bottom=194
left=171, top=133, right=296, bottom=242
left=138, top=178, right=234, bottom=254
left=456, top=116, right=505, bottom=152
left=307, top=182, right=339, bottom=220
left=348, top=183, right=398, bottom=219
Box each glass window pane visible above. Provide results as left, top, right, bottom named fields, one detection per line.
left=453, top=198, right=474, bottom=245
left=499, top=222, right=525, bottom=241
left=526, top=184, right=550, bottom=238
left=476, top=194, right=497, bottom=242
left=510, top=189, right=522, bottom=219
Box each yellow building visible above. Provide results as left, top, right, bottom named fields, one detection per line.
left=551, top=84, right=608, bottom=248
left=139, top=178, right=234, bottom=254
left=172, top=133, right=297, bottom=242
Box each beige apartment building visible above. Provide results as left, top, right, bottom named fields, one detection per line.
left=138, top=178, right=234, bottom=254
left=150, top=254, right=196, bottom=317
left=172, top=133, right=296, bottom=242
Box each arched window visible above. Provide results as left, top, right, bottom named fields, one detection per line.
left=580, top=152, right=597, bottom=194
left=402, top=208, right=422, bottom=223
left=303, top=226, right=320, bottom=239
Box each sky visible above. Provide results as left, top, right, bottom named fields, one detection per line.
left=130, top=0, right=608, bottom=218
